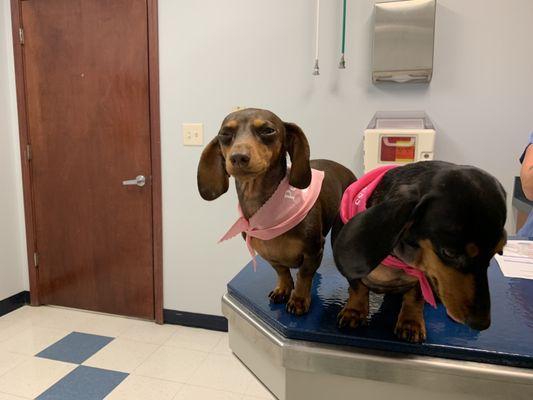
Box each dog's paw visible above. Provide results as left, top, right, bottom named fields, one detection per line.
left=268, top=287, right=292, bottom=304
left=286, top=294, right=311, bottom=316
left=394, top=318, right=427, bottom=343
left=337, top=306, right=368, bottom=329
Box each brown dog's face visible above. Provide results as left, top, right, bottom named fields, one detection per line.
left=197, top=108, right=311, bottom=201
left=217, top=109, right=285, bottom=180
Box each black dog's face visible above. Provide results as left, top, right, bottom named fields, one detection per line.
left=333, top=163, right=507, bottom=331
left=409, top=173, right=507, bottom=329
left=197, top=108, right=311, bottom=201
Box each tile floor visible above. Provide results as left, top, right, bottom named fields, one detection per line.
left=0, top=306, right=276, bottom=400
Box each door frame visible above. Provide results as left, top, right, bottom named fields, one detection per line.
left=9, top=0, right=164, bottom=323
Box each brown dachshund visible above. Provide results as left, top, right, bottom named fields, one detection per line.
left=198, top=108, right=355, bottom=315
left=332, top=161, right=507, bottom=342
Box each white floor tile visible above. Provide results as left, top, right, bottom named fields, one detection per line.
left=164, top=326, right=224, bottom=352
left=78, top=313, right=143, bottom=337
left=0, top=326, right=69, bottom=356
left=0, top=308, right=44, bottom=341
left=0, top=321, right=29, bottom=344
left=0, top=306, right=45, bottom=326
left=0, top=321, right=14, bottom=342
left=31, top=307, right=92, bottom=332
left=244, top=375, right=276, bottom=399
left=211, top=334, right=232, bottom=355
left=0, top=392, right=27, bottom=400
left=119, top=322, right=177, bottom=345
left=187, top=354, right=252, bottom=394
left=104, top=375, right=182, bottom=400
left=0, top=357, right=75, bottom=399
left=173, top=385, right=242, bottom=400
left=135, top=346, right=207, bottom=383
left=0, top=351, right=30, bottom=377
left=83, top=338, right=158, bottom=373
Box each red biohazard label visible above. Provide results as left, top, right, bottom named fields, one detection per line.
left=380, top=136, right=416, bottom=163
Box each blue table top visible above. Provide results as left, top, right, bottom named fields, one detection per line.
left=227, top=238, right=533, bottom=369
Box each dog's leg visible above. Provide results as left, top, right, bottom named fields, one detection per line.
left=268, top=264, right=294, bottom=304
left=394, top=285, right=426, bottom=343
left=337, top=279, right=369, bottom=328
left=286, top=253, right=322, bottom=315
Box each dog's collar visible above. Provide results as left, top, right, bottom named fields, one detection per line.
left=340, top=165, right=437, bottom=308
left=219, top=168, right=325, bottom=269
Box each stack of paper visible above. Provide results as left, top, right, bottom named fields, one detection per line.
left=495, top=240, right=533, bottom=280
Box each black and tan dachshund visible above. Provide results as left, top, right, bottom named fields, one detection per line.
left=332, top=161, right=507, bottom=342
left=197, top=108, right=355, bottom=315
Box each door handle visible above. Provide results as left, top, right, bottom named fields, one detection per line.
left=122, top=175, right=146, bottom=187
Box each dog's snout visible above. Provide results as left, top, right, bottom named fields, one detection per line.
left=465, top=315, right=491, bottom=331
left=230, top=152, right=250, bottom=167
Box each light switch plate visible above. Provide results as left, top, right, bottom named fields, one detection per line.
left=183, top=123, right=203, bottom=146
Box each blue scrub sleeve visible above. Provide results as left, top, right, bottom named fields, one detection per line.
left=519, top=132, right=533, bottom=164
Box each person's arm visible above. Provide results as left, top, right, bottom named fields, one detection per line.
left=521, top=145, right=533, bottom=200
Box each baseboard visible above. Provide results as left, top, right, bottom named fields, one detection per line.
left=0, top=296, right=228, bottom=331
left=163, top=309, right=228, bottom=332
left=0, top=291, right=30, bottom=317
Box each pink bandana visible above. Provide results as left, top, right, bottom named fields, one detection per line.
left=220, top=169, right=325, bottom=269
left=340, top=165, right=437, bottom=308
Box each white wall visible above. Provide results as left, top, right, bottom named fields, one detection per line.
left=160, top=0, right=533, bottom=315
left=0, top=0, right=29, bottom=300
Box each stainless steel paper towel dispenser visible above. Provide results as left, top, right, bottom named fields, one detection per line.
left=372, top=0, right=436, bottom=83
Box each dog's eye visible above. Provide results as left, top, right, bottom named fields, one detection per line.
left=440, top=248, right=458, bottom=259
left=258, top=127, right=276, bottom=136
left=218, top=131, right=233, bottom=142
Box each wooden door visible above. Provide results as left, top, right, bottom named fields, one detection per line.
left=16, top=0, right=159, bottom=319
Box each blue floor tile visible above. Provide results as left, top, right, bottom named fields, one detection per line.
left=36, top=365, right=128, bottom=400
left=36, top=332, right=114, bottom=364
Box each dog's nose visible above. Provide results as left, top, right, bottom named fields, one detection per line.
left=230, top=153, right=250, bottom=167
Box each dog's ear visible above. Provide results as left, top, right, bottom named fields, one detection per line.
left=495, top=229, right=507, bottom=256
left=333, top=191, right=432, bottom=282
left=197, top=137, right=229, bottom=201
left=284, top=122, right=311, bottom=189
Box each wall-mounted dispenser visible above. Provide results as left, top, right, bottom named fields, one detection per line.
left=372, top=0, right=436, bottom=83
left=364, top=111, right=435, bottom=172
